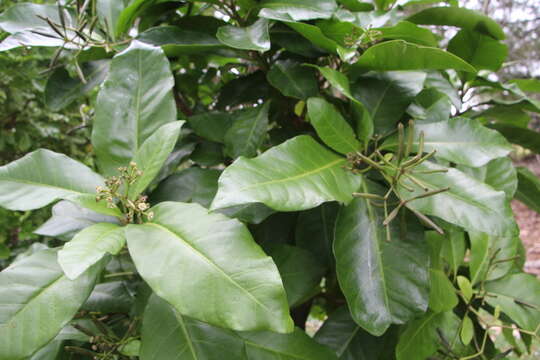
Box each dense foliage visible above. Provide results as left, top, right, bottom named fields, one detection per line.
left=0, top=0, right=540, bottom=359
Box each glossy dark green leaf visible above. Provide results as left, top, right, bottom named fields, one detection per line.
left=190, top=141, right=225, bottom=167
left=271, top=24, right=325, bottom=58
left=458, top=157, right=518, bottom=199
left=127, top=202, right=293, bottom=332
left=0, top=149, right=104, bottom=211
left=425, top=71, right=461, bottom=108
left=353, top=40, right=476, bottom=73
left=374, top=0, right=397, bottom=10
left=334, top=181, right=430, bottom=336
left=397, top=161, right=518, bottom=237
left=45, top=60, right=110, bottom=111
left=307, top=97, right=361, bottom=154
left=485, top=273, right=540, bottom=334
left=315, top=306, right=398, bottom=360
left=376, top=21, right=438, bottom=47
left=337, top=0, right=374, bottom=12
left=115, top=0, right=158, bottom=37
left=217, top=18, right=271, bottom=52
left=295, top=202, right=339, bottom=268
left=83, top=281, right=133, bottom=314
left=267, top=60, right=319, bottom=100
left=448, top=29, right=508, bottom=72
left=477, top=104, right=531, bottom=128
left=309, top=65, right=355, bottom=102
left=266, top=244, right=325, bottom=306
left=138, top=26, right=224, bottom=56
left=217, top=71, right=271, bottom=109
left=128, top=121, right=184, bottom=199
left=440, top=226, right=466, bottom=279
left=351, top=71, right=425, bottom=134
left=151, top=167, right=220, bottom=208
left=429, top=269, right=458, bottom=312
left=384, top=117, right=512, bottom=167
left=0, top=249, right=103, bottom=359
left=469, top=232, right=522, bottom=285
left=487, top=123, right=540, bottom=154
left=141, top=294, right=337, bottom=360
left=259, top=0, right=338, bottom=22
left=224, top=103, right=270, bottom=159
left=407, top=6, right=505, bottom=40
left=396, top=311, right=467, bottom=360
left=316, top=18, right=364, bottom=47
left=407, top=88, right=452, bottom=124
left=211, top=135, right=362, bottom=212
left=92, top=40, right=177, bottom=176
left=188, top=112, right=233, bottom=144
left=58, top=223, right=125, bottom=280
left=515, top=167, right=540, bottom=214
left=509, top=79, right=540, bottom=93
left=218, top=203, right=275, bottom=225
left=286, top=22, right=356, bottom=61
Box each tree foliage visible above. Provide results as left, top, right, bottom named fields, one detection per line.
left=0, top=0, right=539, bottom=359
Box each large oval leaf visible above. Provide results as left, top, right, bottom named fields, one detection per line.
left=0, top=249, right=103, bottom=359
left=383, top=117, right=512, bottom=167
left=259, top=0, right=338, bottom=22
left=267, top=60, right=319, bottom=100
left=58, top=223, right=126, bottom=280
left=353, top=40, right=476, bottom=73
left=141, top=294, right=337, bottom=360
left=224, top=103, right=270, bottom=159
left=307, top=97, right=361, bottom=154
left=0, top=3, right=68, bottom=33
left=126, top=202, right=293, bottom=333
left=396, top=161, right=518, bottom=237
left=217, top=18, right=271, bottom=52
left=407, top=6, right=505, bottom=40
left=447, top=29, right=508, bottom=72
left=138, top=26, right=224, bottom=56
left=92, top=40, right=177, bottom=176
left=334, top=181, right=430, bottom=336
left=211, top=135, right=362, bottom=212
left=0, top=149, right=104, bottom=211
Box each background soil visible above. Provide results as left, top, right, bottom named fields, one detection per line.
left=513, top=156, right=540, bottom=277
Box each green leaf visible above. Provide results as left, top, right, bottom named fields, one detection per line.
left=315, top=306, right=397, bottom=360
left=97, top=0, right=127, bottom=41
left=217, top=18, right=271, bottom=52
left=457, top=276, right=473, bottom=302
left=259, top=0, right=338, bottom=22
left=477, top=104, right=531, bottom=128
left=441, top=227, right=466, bottom=279
left=188, top=112, right=233, bottom=144
left=0, top=3, right=69, bottom=33
left=353, top=40, right=476, bottom=73
left=92, top=40, right=176, bottom=176
left=447, top=29, right=508, bottom=72
left=337, top=0, right=374, bottom=12
left=151, top=167, right=221, bottom=208
left=211, top=135, right=362, bottom=212
left=138, top=26, right=224, bottom=56
left=128, top=121, right=184, bottom=199
left=460, top=315, right=474, bottom=346
left=375, top=0, right=397, bottom=10
left=0, top=30, right=67, bottom=52
left=127, top=202, right=293, bottom=333
left=487, top=123, right=540, bottom=154
left=384, top=117, right=512, bottom=167
left=407, top=88, right=452, bottom=124
left=458, top=157, right=517, bottom=200
left=407, top=6, right=505, bottom=40
left=0, top=249, right=103, bottom=359
left=396, top=311, right=466, bottom=360
left=217, top=71, right=271, bottom=109
left=515, top=167, right=540, bottom=214
left=265, top=244, right=325, bottom=306
left=485, top=273, right=540, bottom=334
left=295, top=202, right=339, bottom=269
left=83, top=281, right=134, bottom=314
left=309, top=65, right=355, bottom=102
left=307, top=97, right=361, bottom=154
left=351, top=71, right=426, bottom=134
left=376, top=21, right=438, bottom=47
left=285, top=22, right=356, bottom=61
left=45, top=60, right=110, bottom=111
left=141, top=294, right=337, bottom=360
left=334, top=181, right=430, bottom=336
left=224, top=103, right=270, bottom=159
left=396, top=161, right=518, bottom=237
left=0, top=149, right=104, bottom=211
left=58, top=223, right=125, bottom=280
left=509, top=79, right=540, bottom=93
left=267, top=60, right=319, bottom=100
left=115, top=0, right=158, bottom=37
left=429, top=269, right=458, bottom=313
